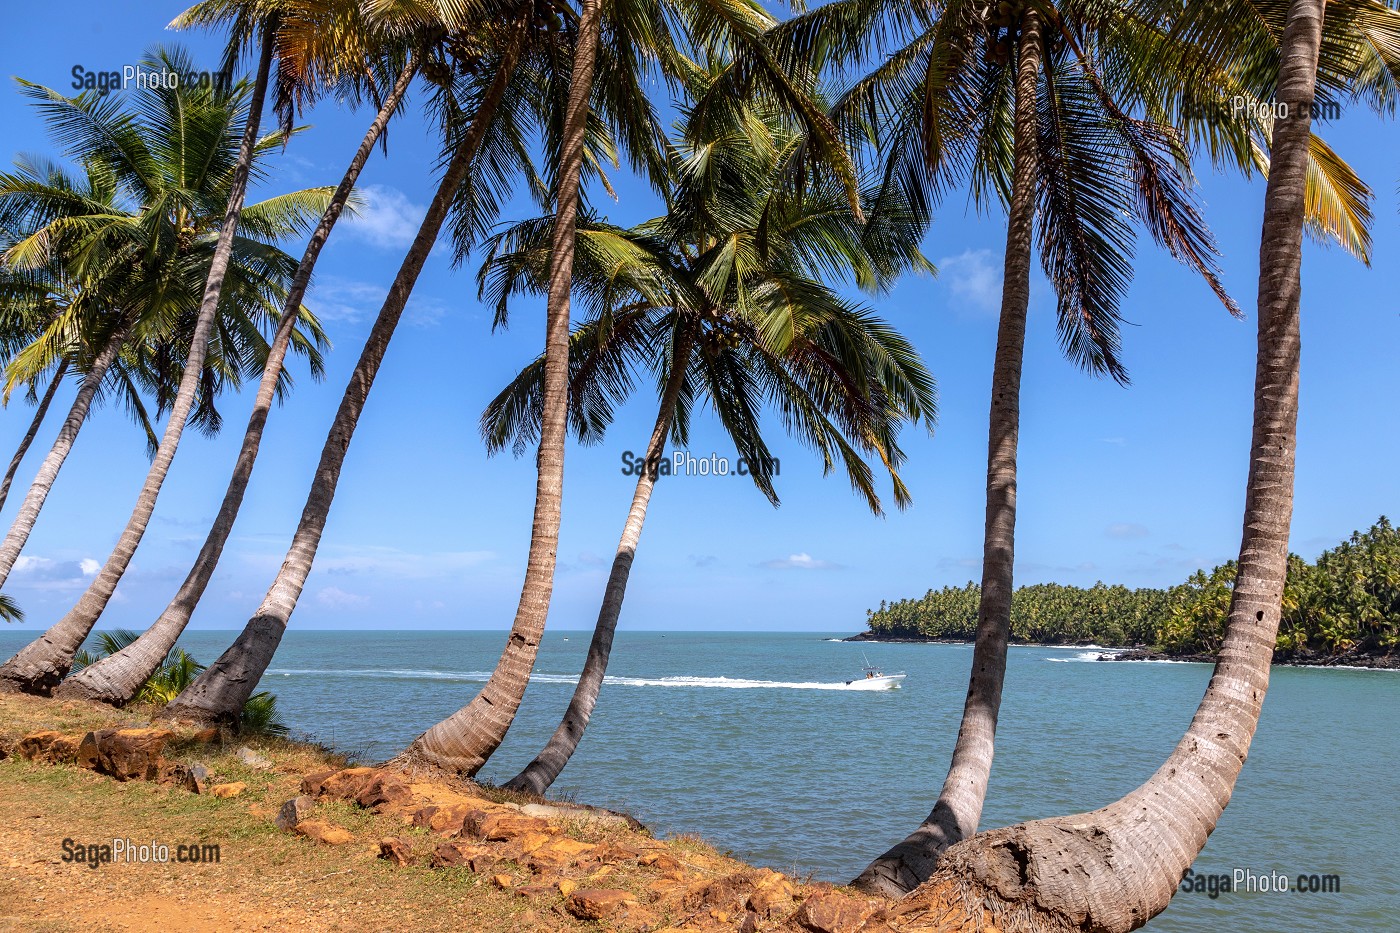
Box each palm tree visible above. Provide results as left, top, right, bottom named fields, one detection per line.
left=157, top=0, right=803, bottom=733
left=161, top=4, right=555, bottom=725
left=896, top=1, right=1379, bottom=928
left=69, top=629, right=288, bottom=736
left=458, top=87, right=936, bottom=791
left=53, top=4, right=428, bottom=706
left=0, top=44, right=335, bottom=694
left=0, top=361, right=67, bottom=514
left=392, top=0, right=878, bottom=780
left=792, top=0, right=1248, bottom=892
left=776, top=0, right=1391, bottom=893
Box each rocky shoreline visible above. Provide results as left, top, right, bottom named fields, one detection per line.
left=845, top=632, right=1399, bottom=669
left=1098, top=647, right=1400, bottom=670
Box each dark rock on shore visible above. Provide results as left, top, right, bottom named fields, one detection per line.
left=1098, top=648, right=1400, bottom=669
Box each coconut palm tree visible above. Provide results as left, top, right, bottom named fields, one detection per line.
left=893, top=1, right=1387, bottom=928
left=53, top=2, right=430, bottom=706
left=390, top=0, right=881, bottom=780
left=0, top=44, right=337, bottom=694
left=158, top=0, right=830, bottom=734
left=160, top=2, right=573, bottom=725
left=452, top=85, right=937, bottom=790
left=771, top=0, right=1392, bottom=893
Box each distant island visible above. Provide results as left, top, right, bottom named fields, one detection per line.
left=850, top=517, right=1399, bottom=670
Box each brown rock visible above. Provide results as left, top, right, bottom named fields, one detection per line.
left=639, top=851, right=681, bottom=872
left=460, top=809, right=555, bottom=841
left=210, top=781, right=247, bottom=799
left=378, top=836, right=415, bottom=867
left=315, top=766, right=378, bottom=801
left=354, top=772, right=414, bottom=811
left=526, top=836, right=598, bottom=872
left=491, top=873, right=514, bottom=890
left=411, top=803, right=474, bottom=836
left=160, top=762, right=210, bottom=794
left=430, top=841, right=500, bottom=872
left=274, top=794, right=316, bottom=831
left=595, top=843, right=642, bottom=864
left=76, top=728, right=174, bottom=781
left=745, top=869, right=796, bottom=919
left=295, top=819, right=354, bottom=845
left=299, top=769, right=338, bottom=796
left=557, top=879, right=577, bottom=897
left=564, top=888, right=639, bottom=921
left=16, top=731, right=79, bottom=765
left=514, top=883, right=555, bottom=898
left=792, top=892, right=871, bottom=933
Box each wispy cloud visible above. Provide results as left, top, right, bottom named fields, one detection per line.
left=938, top=249, right=1002, bottom=314
left=307, top=276, right=452, bottom=327
left=1106, top=522, right=1150, bottom=540
left=343, top=184, right=425, bottom=250
left=9, top=554, right=100, bottom=590
left=312, top=544, right=496, bottom=581
left=316, top=586, right=369, bottom=609
left=760, top=552, right=840, bottom=570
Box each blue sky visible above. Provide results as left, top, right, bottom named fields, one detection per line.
left=0, top=2, right=1396, bottom=633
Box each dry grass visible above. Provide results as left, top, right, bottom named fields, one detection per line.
left=0, top=692, right=756, bottom=933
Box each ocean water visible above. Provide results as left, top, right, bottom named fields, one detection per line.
left=2, top=629, right=1395, bottom=931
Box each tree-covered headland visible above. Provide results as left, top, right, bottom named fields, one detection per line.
left=861, top=518, right=1400, bottom=662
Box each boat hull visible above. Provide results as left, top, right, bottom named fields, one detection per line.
left=843, top=673, right=905, bottom=689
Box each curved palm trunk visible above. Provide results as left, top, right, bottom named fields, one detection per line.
left=0, top=33, right=276, bottom=696
left=852, top=12, right=1043, bottom=898
left=54, top=55, right=420, bottom=707
left=896, top=4, right=1319, bottom=930
left=160, top=34, right=524, bottom=727
left=0, top=359, right=69, bottom=514
left=403, top=0, right=603, bottom=778
left=0, top=326, right=129, bottom=592
left=505, top=332, right=692, bottom=794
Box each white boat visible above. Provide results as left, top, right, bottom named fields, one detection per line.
left=846, top=657, right=906, bottom=689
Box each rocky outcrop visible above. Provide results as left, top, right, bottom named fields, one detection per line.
left=15, top=730, right=80, bottom=764
left=76, top=728, right=174, bottom=781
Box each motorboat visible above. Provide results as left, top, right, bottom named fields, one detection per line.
left=846, top=658, right=906, bottom=689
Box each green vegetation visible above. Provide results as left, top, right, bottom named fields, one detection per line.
left=71, top=629, right=289, bottom=735
left=866, top=518, right=1400, bottom=658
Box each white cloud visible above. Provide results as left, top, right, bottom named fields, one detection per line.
left=343, top=184, right=426, bottom=250
left=9, top=554, right=102, bottom=591
left=938, top=249, right=1002, bottom=314
left=760, top=552, right=840, bottom=570
left=312, top=544, right=496, bottom=581
left=1106, top=522, right=1150, bottom=540
left=316, top=586, right=369, bottom=609
left=307, top=276, right=452, bottom=328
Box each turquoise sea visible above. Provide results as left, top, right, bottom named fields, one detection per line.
left=2, top=629, right=1395, bottom=931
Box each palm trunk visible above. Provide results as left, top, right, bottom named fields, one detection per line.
left=54, top=55, right=420, bottom=707
left=896, top=4, right=1319, bottom=930
left=0, top=325, right=129, bottom=593
left=161, top=33, right=524, bottom=727
left=0, top=359, right=69, bottom=514
left=0, top=32, right=276, bottom=697
left=852, top=12, right=1042, bottom=898
left=505, top=331, right=692, bottom=794
left=403, top=0, right=602, bottom=777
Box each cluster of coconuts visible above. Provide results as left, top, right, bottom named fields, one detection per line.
left=978, top=0, right=1028, bottom=65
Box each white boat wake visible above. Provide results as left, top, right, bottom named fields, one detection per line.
left=268, top=668, right=903, bottom=690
